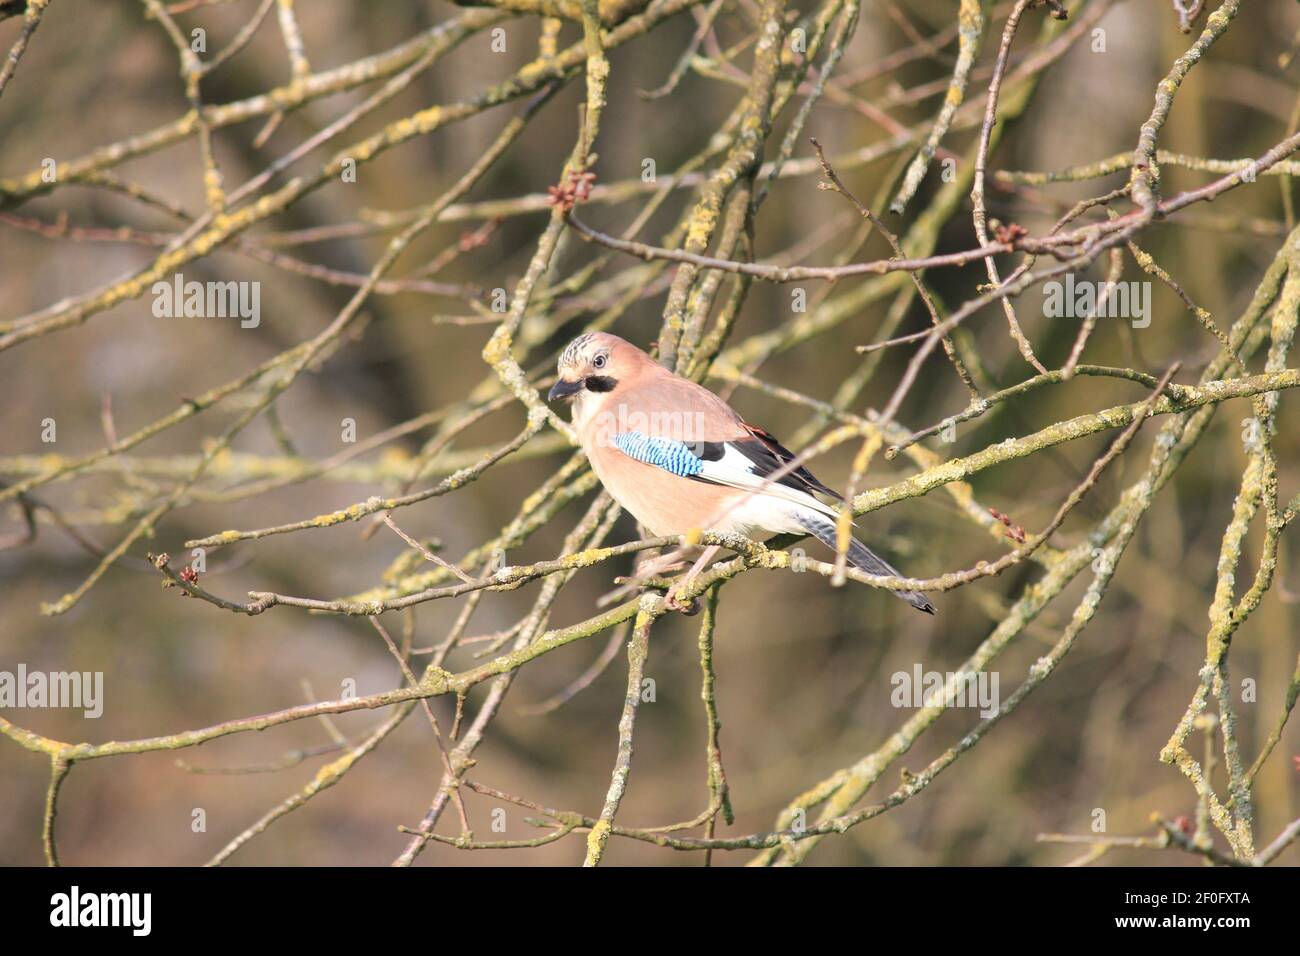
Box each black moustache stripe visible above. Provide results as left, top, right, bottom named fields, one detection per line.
left=584, top=375, right=617, bottom=392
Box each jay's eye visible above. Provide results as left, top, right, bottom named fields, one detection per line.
left=593, top=354, right=607, bottom=369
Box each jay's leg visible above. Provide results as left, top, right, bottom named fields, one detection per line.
left=596, top=546, right=692, bottom=607
left=664, top=544, right=721, bottom=614
left=633, top=548, right=691, bottom=580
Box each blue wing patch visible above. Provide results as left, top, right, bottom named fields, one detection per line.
left=613, top=431, right=703, bottom=477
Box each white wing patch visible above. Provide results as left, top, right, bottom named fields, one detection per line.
left=695, top=442, right=839, bottom=520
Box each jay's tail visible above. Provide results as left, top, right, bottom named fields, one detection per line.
left=797, top=512, right=936, bottom=614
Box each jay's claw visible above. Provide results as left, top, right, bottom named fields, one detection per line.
left=663, top=587, right=701, bottom=615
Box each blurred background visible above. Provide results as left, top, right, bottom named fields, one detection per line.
left=0, top=0, right=1297, bottom=866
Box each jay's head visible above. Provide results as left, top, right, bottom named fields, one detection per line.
left=548, top=332, right=648, bottom=404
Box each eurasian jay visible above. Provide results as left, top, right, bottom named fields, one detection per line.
left=547, top=332, right=935, bottom=614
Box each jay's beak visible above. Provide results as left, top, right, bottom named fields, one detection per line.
left=547, top=377, right=584, bottom=402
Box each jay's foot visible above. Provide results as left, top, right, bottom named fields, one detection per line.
left=659, top=544, right=720, bottom=613
left=663, top=586, right=701, bottom=615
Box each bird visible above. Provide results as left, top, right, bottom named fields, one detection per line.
left=546, top=332, right=935, bottom=614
